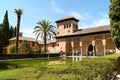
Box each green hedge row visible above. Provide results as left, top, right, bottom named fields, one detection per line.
left=0, top=53, right=60, bottom=60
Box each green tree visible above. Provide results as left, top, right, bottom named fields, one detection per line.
left=0, top=24, right=2, bottom=40
left=9, top=26, right=14, bottom=38
left=19, top=40, right=32, bottom=53
left=33, top=20, right=56, bottom=54
left=109, top=0, right=120, bottom=49
left=0, top=24, right=2, bottom=53
left=2, top=10, right=9, bottom=45
left=9, top=26, right=16, bottom=38
left=14, top=9, right=23, bottom=53
left=13, top=27, right=16, bottom=37
left=7, top=44, right=16, bottom=53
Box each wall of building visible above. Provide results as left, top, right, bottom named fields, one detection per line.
left=56, top=33, right=116, bottom=56
left=9, top=40, right=40, bottom=53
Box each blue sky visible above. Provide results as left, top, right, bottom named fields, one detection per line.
left=0, top=0, right=110, bottom=38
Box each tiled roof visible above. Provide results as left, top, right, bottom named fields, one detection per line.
left=74, top=25, right=110, bottom=35
left=9, top=37, right=37, bottom=42
left=56, top=25, right=110, bottom=38
left=38, top=39, right=56, bottom=44
left=9, top=37, right=56, bottom=44
left=55, top=16, right=79, bottom=23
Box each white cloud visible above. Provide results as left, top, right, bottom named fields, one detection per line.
left=92, top=18, right=110, bottom=27
left=51, top=0, right=65, bottom=14
left=92, top=13, right=110, bottom=27
left=69, top=11, right=85, bottom=20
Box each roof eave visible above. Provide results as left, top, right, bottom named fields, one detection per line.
left=55, top=30, right=111, bottom=38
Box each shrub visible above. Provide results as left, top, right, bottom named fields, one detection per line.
left=0, top=53, right=60, bottom=59
left=7, top=44, right=15, bottom=54
left=19, top=40, right=33, bottom=53
left=33, top=49, right=40, bottom=54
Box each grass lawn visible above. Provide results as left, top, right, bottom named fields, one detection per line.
left=0, top=57, right=62, bottom=71
left=0, top=54, right=119, bottom=80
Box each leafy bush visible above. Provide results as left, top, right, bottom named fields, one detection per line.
left=7, top=44, right=15, bottom=54
left=19, top=40, right=33, bottom=54
left=65, top=58, right=113, bottom=80
left=33, top=49, right=40, bottom=54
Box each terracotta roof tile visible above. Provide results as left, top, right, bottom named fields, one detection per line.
left=9, top=37, right=36, bottom=42
left=74, top=25, right=110, bottom=35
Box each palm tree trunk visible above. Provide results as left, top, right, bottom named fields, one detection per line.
left=15, top=15, right=21, bottom=53
left=44, top=31, right=46, bottom=54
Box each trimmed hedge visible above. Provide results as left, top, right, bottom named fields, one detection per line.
left=0, top=53, right=60, bottom=60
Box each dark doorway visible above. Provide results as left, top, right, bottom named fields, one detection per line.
left=88, top=44, right=93, bottom=56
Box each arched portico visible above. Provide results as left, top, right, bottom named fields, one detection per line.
left=64, top=33, right=115, bottom=56
left=88, top=44, right=94, bottom=56
left=105, top=38, right=116, bottom=54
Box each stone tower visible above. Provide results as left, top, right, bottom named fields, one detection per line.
left=55, top=16, right=79, bottom=36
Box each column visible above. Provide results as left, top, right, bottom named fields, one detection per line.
left=92, top=37, right=95, bottom=56
left=80, top=41, right=82, bottom=56
left=71, top=38, right=74, bottom=56
left=102, top=38, right=106, bottom=56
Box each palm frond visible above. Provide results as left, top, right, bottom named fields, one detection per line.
left=14, top=9, right=23, bottom=15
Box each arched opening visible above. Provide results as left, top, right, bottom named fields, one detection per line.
left=88, top=44, right=94, bottom=56
left=95, top=40, right=103, bottom=56
left=106, top=38, right=116, bottom=54
left=65, top=42, right=72, bottom=56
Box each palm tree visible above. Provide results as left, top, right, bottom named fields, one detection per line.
left=14, top=9, right=23, bottom=53
left=33, top=20, right=56, bottom=54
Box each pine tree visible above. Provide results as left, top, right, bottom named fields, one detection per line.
left=109, top=0, right=120, bottom=49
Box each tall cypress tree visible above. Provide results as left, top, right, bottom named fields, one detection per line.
left=0, top=24, right=2, bottom=53
left=2, top=10, right=9, bottom=45
left=109, top=0, right=120, bottom=49
left=0, top=24, right=2, bottom=40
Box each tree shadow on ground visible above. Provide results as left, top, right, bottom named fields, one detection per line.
left=0, top=62, right=17, bottom=71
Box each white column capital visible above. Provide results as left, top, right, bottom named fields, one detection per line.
left=80, top=42, right=82, bottom=47
left=92, top=40, right=95, bottom=46
left=102, top=39, right=106, bottom=46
